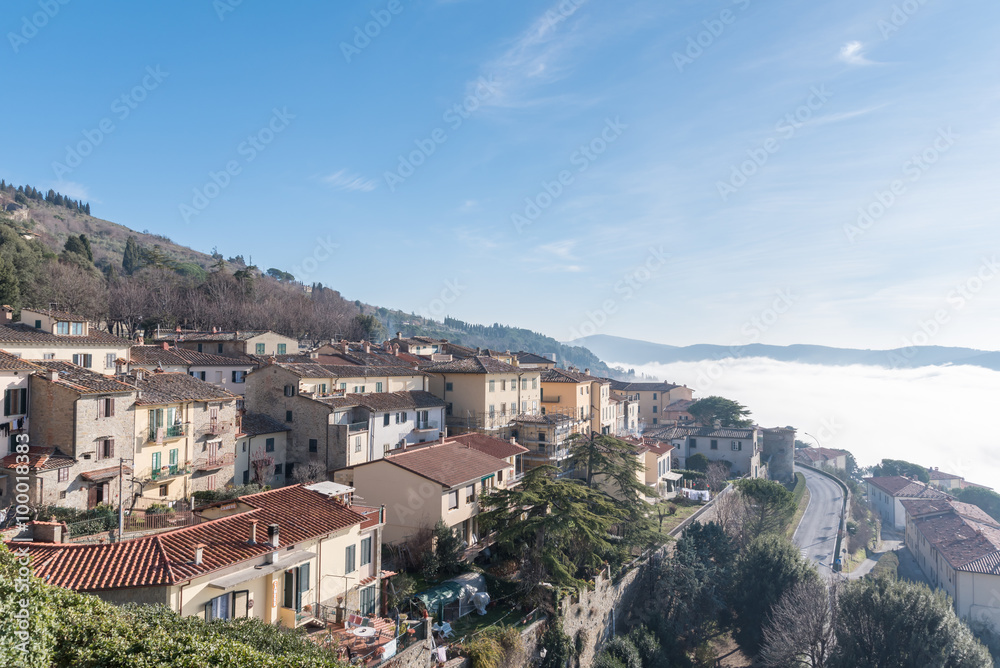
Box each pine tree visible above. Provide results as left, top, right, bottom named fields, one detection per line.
left=53, top=193, right=64, bottom=206
left=46, top=189, right=56, bottom=203
left=78, top=234, right=93, bottom=262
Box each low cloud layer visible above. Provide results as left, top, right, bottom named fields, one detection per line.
left=615, top=358, right=1000, bottom=489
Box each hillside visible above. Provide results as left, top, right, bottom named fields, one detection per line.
left=0, top=185, right=217, bottom=273
left=568, top=334, right=1000, bottom=371
left=0, top=182, right=631, bottom=376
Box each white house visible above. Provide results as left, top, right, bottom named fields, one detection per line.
left=236, top=412, right=291, bottom=487
left=865, top=476, right=951, bottom=530
left=0, top=349, right=37, bottom=457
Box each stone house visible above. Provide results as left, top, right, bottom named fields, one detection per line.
left=865, top=475, right=951, bottom=530
left=153, top=329, right=298, bottom=358
left=8, top=361, right=138, bottom=510
left=129, top=344, right=257, bottom=397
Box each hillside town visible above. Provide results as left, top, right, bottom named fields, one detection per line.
left=3, top=307, right=998, bottom=666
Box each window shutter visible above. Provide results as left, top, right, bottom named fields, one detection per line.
left=109, top=439, right=115, bottom=458
left=299, top=562, right=310, bottom=593
left=3, top=390, right=9, bottom=416
left=109, top=398, right=115, bottom=417
left=98, top=398, right=105, bottom=418
left=232, top=371, right=237, bottom=382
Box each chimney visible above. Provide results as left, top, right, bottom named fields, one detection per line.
left=396, top=332, right=401, bottom=340
left=584, top=368, right=590, bottom=375
left=0, top=305, right=12, bottom=323
left=268, top=523, right=280, bottom=548
left=363, top=341, right=371, bottom=353
left=340, top=340, right=349, bottom=354
left=162, top=341, right=169, bottom=350
left=175, top=326, right=182, bottom=332
left=713, top=419, right=721, bottom=429
left=248, top=519, right=258, bottom=544
left=193, top=544, right=205, bottom=565
left=47, top=370, right=59, bottom=382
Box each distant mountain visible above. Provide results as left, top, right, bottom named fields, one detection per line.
left=567, top=334, right=1000, bottom=372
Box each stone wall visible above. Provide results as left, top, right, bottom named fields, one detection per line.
left=558, top=554, right=661, bottom=668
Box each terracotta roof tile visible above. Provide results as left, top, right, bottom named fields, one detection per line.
left=13, top=485, right=368, bottom=591
left=865, top=476, right=951, bottom=499
left=421, top=356, right=518, bottom=374
left=239, top=412, right=289, bottom=437
left=370, top=441, right=511, bottom=488
left=130, top=346, right=256, bottom=367
left=30, top=360, right=137, bottom=395
left=0, top=445, right=75, bottom=471
left=540, top=368, right=608, bottom=384
left=130, top=372, right=237, bottom=405
left=0, top=349, right=41, bottom=371
left=447, top=433, right=528, bottom=459
left=0, top=322, right=130, bottom=346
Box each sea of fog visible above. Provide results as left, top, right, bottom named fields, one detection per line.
left=612, top=358, right=1000, bottom=490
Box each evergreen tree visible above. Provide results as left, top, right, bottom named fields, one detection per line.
left=0, top=255, right=21, bottom=309
left=122, top=236, right=142, bottom=275
left=54, top=193, right=64, bottom=206
left=46, top=189, right=56, bottom=203
left=84, top=202, right=91, bottom=215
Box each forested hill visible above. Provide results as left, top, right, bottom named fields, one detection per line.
left=0, top=182, right=634, bottom=379
left=365, top=310, right=637, bottom=380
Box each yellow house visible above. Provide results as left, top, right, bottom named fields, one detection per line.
left=130, top=371, right=239, bottom=508
left=347, top=439, right=516, bottom=546
left=539, top=367, right=614, bottom=435
left=15, top=485, right=388, bottom=623
left=424, top=356, right=541, bottom=433
left=606, top=380, right=694, bottom=428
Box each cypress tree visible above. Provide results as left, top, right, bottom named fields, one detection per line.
left=122, top=236, right=141, bottom=274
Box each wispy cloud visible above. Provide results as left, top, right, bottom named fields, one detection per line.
left=320, top=169, right=378, bottom=192
left=49, top=180, right=93, bottom=202
left=472, top=0, right=591, bottom=108
left=838, top=41, right=874, bottom=66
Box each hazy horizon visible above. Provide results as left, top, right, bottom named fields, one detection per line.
left=616, top=357, right=1000, bottom=490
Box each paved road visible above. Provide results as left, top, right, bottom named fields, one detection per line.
left=792, top=465, right=845, bottom=579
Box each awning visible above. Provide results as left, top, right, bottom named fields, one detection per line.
left=662, top=471, right=684, bottom=481
left=82, top=465, right=132, bottom=482
left=207, top=549, right=315, bottom=590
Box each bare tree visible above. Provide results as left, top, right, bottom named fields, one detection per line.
left=292, top=460, right=328, bottom=485
left=760, top=578, right=838, bottom=668
left=250, top=447, right=276, bottom=486
left=712, top=487, right=751, bottom=549
left=706, top=461, right=731, bottom=493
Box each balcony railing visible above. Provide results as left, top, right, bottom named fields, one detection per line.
left=413, top=421, right=440, bottom=431
left=348, top=421, right=369, bottom=433
left=149, top=423, right=188, bottom=442
left=540, top=395, right=561, bottom=403
left=138, top=463, right=190, bottom=483
left=193, top=453, right=236, bottom=471
left=204, top=419, right=228, bottom=435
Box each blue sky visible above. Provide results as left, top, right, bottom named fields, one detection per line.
left=3, top=0, right=999, bottom=350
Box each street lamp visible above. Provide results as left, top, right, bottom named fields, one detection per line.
left=804, top=432, right=823, bottom=448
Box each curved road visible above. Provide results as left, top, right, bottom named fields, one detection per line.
left=792, top=465, right=845, bottom=579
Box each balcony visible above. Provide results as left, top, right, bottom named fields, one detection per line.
left=140, top=463, right=190, bottom=483
left=413, top=421, right=440, bottom=432
left=193, top=453, right=236, bottom=471
left=540, top=395, right=561, bottom=403
left=149, top=423, right=188, bottom=442
left=348, top=421, right=369, bottom=433
left=204, top=419, right=228, bottom=435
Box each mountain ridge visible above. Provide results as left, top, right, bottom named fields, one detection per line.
left=566, top=334, right=1000, bottom=371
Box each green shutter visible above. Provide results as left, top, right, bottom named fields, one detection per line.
left=299, top=562, right=310, bottom=593
left=3, top=390, right=10, bottom=416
